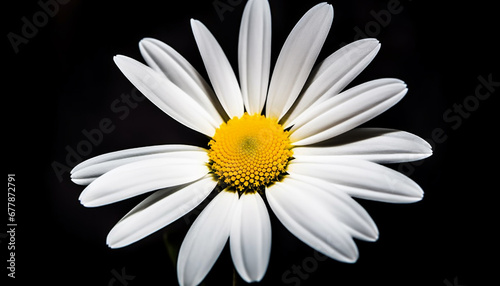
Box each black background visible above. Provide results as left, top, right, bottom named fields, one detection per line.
left=4, top=0, right=498, bottom=285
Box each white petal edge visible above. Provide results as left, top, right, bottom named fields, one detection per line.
left=290, top=78, right=408, bottom=146
left=266, top=177, right=359, bottom=263
left=177, top=190, right=239, bottom=286
left=238, top=0, right=272, bottom=115
left=191, top=19, right=244, bottom=119
left=286, top=173, right=379, bottom=242
left=266, top=3, right=333, bottom=120
left=79, top=152, right=209, bottom=207
left=292, top=128, right=432, bottom=164
left=288, top=157, right=424, bottom=203
left=139, top=37, right=227, bottom=121
left=230, top=192, right=272, bottom=282
left=71, top=145, right=206, bottom=185
left=107, top=175, right=217, bottom=248
left=114, top=55, right=220, bottom=136
left=284, top=38, right=381, bottom=125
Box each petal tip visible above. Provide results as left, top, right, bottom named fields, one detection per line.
left=324, top=3, right=334, bottom=17
left=106, top=234, right=125, bottom=249
left=113, top=54, right=130, bottom=67
left=346, top=255, right=359, bottom=264
left=78, top=191, right=100, bottom=208
left=70, top=176, right=91, bottom=186
left=190, top=18, right=201, bottom=26
left=360, top=38, right=380, bottom=45
left=138, top=38, right=153, bottom=50
left=106, top=240, right=117, bottom=249
left=139, top=37, right=155, bottom=44
left=406, top=186, right=424, bottom=203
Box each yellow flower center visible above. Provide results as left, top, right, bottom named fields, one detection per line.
left=208, top=113, right=293, bottom=192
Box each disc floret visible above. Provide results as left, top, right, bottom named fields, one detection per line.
left=208, top=113, right=293, bottom=192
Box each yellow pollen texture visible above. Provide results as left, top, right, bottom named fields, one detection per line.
left=208, top=113, right=293, bottom=192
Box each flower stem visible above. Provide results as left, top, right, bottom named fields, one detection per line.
left=233, top=265, right=238, bottom=286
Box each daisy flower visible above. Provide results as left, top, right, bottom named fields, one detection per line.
left=71, top=0, right=432, bottom=285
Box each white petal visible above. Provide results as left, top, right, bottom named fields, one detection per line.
left=79, top=152, right=209, bottom=207
left=114, top=55, right=220, bottom=136
left=266, top=3, right=333, bottom=120
left=288, top=157, right=424, bottom=203
left=238, top=0, right=272, bottom=115
left=71, top=145, right=206, bottom=185
left=290, top=79, right=408, bottom=146
left=230, top=192, right=271, bottom=282
left=291, top=174, right=378, bottom=242
left=177, top=190, right=239, bottom=286
left=139, top=38, right=227, bottom=121
left=292, top=128, right=432, bottom=164
left=284, top=39, right=381, bottom=125
left=191, top=19, right=244, bottom=119
left=266, top=178, right=359, bottom=263
left=106, top=175, right=217, bottom=248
